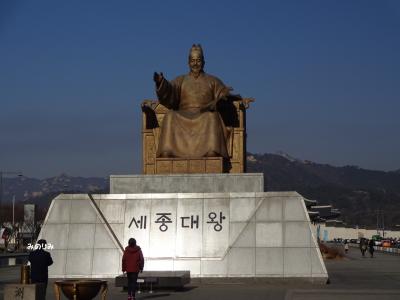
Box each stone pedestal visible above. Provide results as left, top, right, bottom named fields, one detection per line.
left=38, top=191, right=327, bottom=281
left=110, top=173, right=264, bottom=193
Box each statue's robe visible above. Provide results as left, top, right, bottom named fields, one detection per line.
left=156, top=72, right=230, bottom=158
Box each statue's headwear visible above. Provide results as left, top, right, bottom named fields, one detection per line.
left=189, top=44, right=204, bottom=60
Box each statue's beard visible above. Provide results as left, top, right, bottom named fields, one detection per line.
left=190, top=67, right=203, bottom=78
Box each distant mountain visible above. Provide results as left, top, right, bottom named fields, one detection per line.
left=247, top=152, right=400, bottom=228
left=0, top=174, right=109, bottom=222
left=2, top=154, right=400, bottom=228
left=1, top=173, right=108, bottom=203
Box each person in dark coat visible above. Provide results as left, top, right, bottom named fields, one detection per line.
left=368, top=239, right=375, bottom=258
left=122, top=238, right=144, bottom=300
left=360, top=238, right=367, bottom=257
left=28, top=239, right=53, bottom=296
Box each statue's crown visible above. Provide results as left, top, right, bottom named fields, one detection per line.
left=189, top=44, right=204, bottom=59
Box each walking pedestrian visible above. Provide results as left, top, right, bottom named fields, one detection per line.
left=360, top=239, right=367, bottom=257
left=368, top=239, right=375, bottom=258
left=122, top=238, right=144, bottom=300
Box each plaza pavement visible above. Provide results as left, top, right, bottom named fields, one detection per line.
left=1, top=248, right=400, bottom=299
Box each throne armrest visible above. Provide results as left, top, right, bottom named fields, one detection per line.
left=142, top=100, right=160, bottom=130
left=233, top=97, right=254, bottom=109
left=141, top=99, right=159, bottom=111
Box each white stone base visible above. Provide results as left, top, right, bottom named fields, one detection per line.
left=38, top=191, right=327, bottom=280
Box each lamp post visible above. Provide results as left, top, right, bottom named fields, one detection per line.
left=12, top=195, right=15, bottom=226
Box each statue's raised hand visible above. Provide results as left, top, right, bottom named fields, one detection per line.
left=153, top=72, right=164, bottom=87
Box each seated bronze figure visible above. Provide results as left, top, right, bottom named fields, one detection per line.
left=142, top=44, right=253, bottom=174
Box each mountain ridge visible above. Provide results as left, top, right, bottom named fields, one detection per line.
left=247, top=152, right=400, bottom=228
left=1, top=153, right=399, bottom=227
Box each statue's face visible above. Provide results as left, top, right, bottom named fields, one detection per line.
left=189, top=52, right=204, bottom=76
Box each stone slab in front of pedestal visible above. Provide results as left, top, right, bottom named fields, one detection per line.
left=110, top=173, right=264, bottom=193
left=4, top=283, right=46, bottom=300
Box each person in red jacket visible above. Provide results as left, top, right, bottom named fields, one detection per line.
left=122, top=238, right=144, bottom=300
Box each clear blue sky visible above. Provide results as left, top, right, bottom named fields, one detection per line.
left=1, top=0, right=399, bottom=178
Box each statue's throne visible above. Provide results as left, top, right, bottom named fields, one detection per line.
left=141, top=97, right=253, bottom=174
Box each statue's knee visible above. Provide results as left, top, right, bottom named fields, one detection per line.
left=159, top=151, right=173, bottom=158
left=205, top=151, right=218, bottom=157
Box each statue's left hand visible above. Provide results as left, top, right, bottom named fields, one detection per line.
left=242, top=98, right=255, bottom=108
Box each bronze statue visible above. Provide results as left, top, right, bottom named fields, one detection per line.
left=153, top=44, right=232, bottom=158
